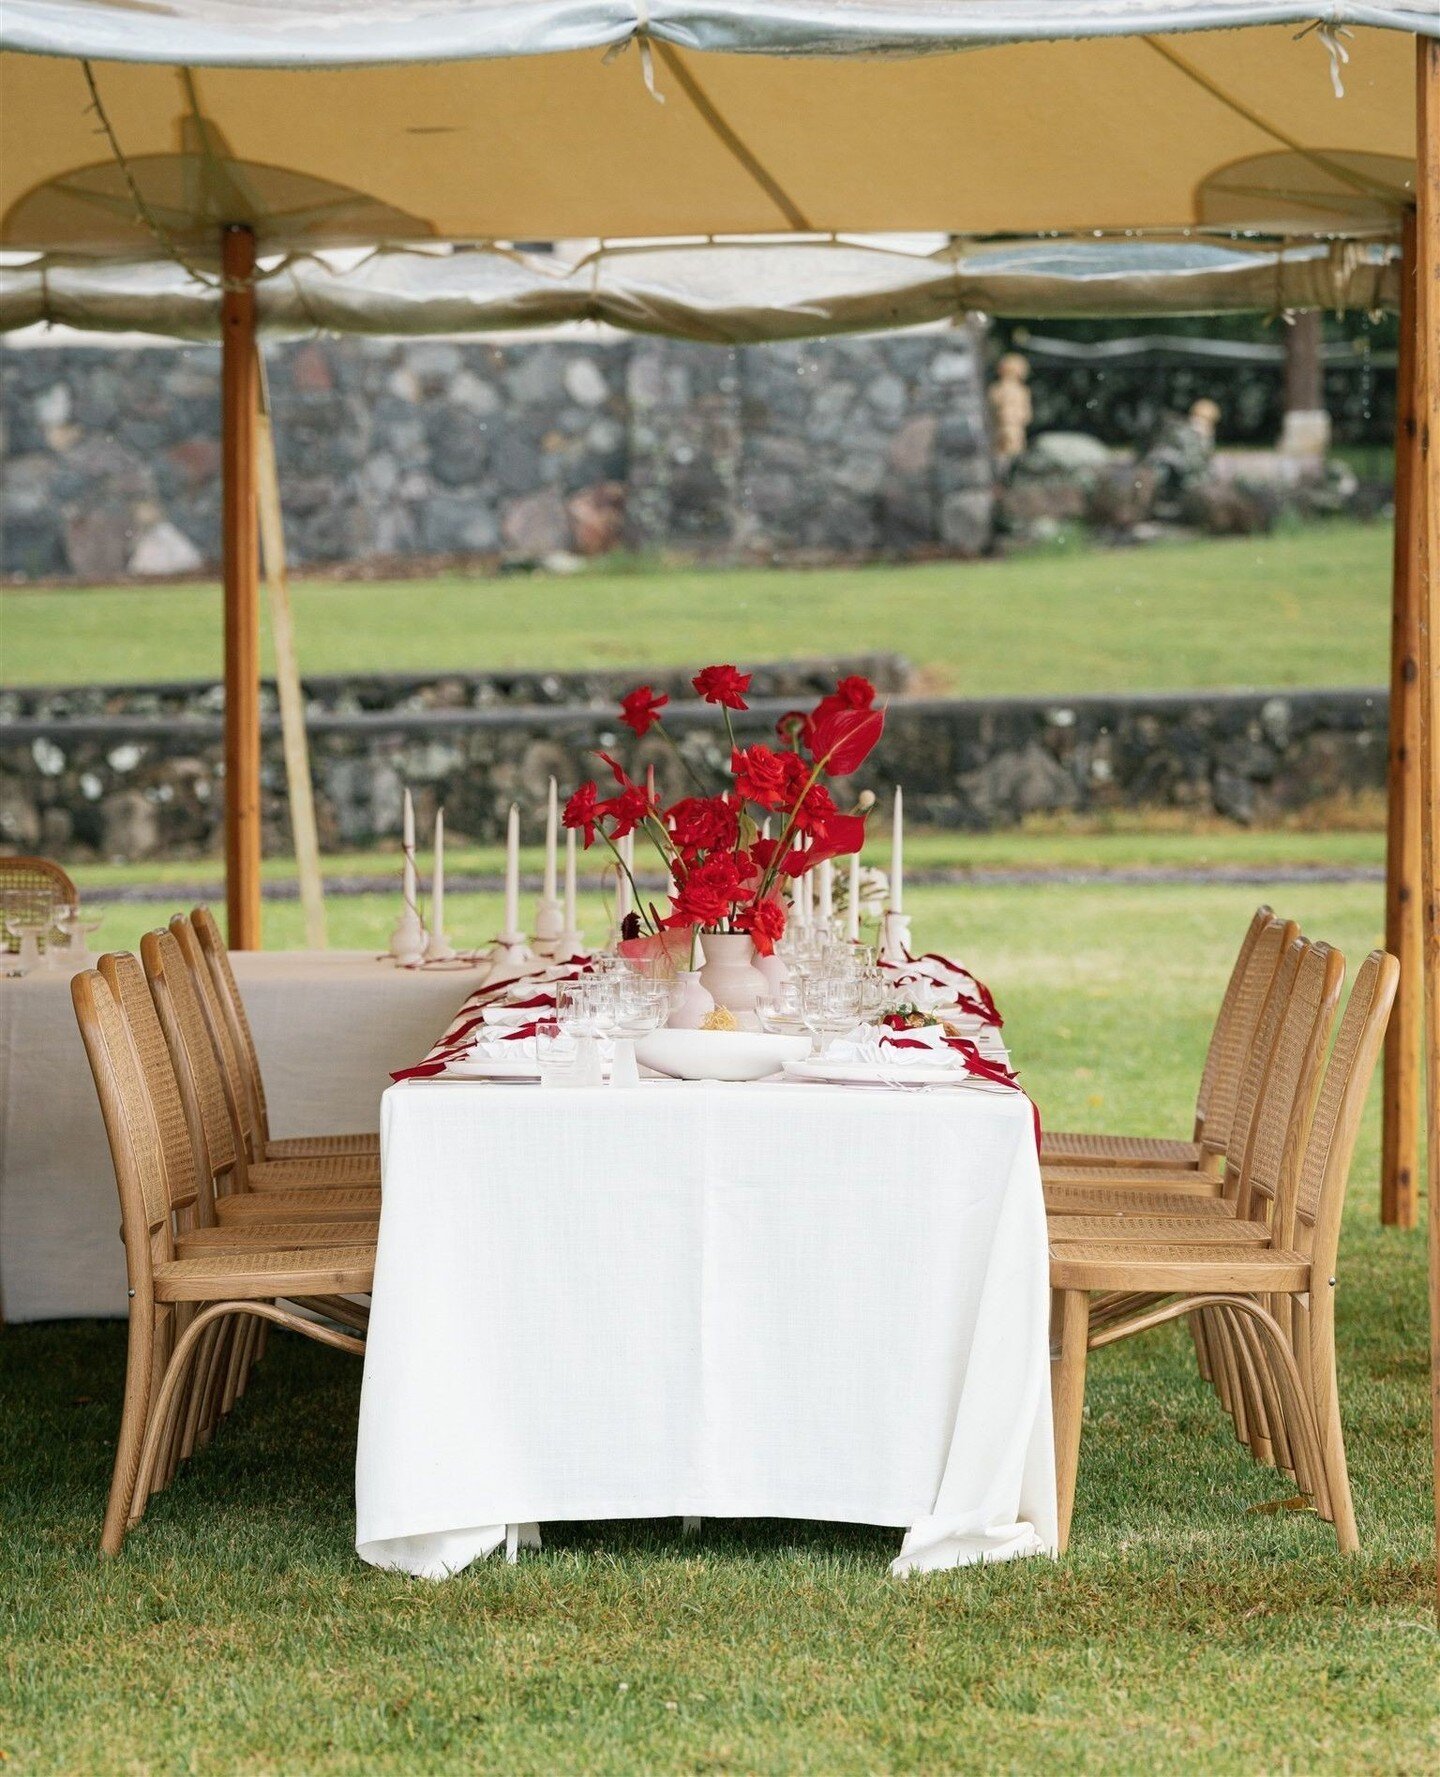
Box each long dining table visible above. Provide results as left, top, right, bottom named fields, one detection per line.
left=355, top=980, right=1056, bottom=1578
left=0, top=950, right=489, bottom=1321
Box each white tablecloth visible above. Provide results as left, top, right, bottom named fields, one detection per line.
left=357, top=1077, right=1056, bottom=1578
left=0, top=951, right=488, bottom=1322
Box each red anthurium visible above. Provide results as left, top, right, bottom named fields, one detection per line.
left=730, top=744, right=789, bottom=809
left=668, top=794, right=738, bottom=856
left=735, top=896, right=786, bottom=956
left=782, top=811, right=867, bottom=875
left=775, top=709, right=811, bottom=752
left=812, top=674, right=876, bottom=722
left=620, top=685, right=669, bottom=736
left=807, top=702, right=885, bottom=777
left=563, top=781, right=601, bottom=847
left=692, top=664, right=752, bottom=710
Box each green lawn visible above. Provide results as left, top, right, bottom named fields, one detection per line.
left=3, top=873, right=1434, bottom=1774
left=0, top=521, right=1393, bottom=694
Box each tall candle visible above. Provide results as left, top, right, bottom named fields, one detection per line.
left=504, top=802, right=520, bottom=937
left=847, top=848, right=860, bottom=942
left=891, top=786, right=904, bottom=913
left=432, top=807, right=445, bottom=935
left=817, top=856, right=833, bottom=925
left=564, top=827, right=577, bottom=932
left=543, top=776, right=558, bottom=902
left=797, top=837, right=812, bottom=926
left=402, top=787, right=417, bottom=912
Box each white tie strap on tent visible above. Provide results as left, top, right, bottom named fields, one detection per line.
left=0, top=238, right=1404, bottom=340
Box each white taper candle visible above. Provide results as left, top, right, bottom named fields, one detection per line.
left=543, top=776, right=558, bottom=902
left=402, top=786, right=417, bottom=911
left=847, top=848, right=860, bottom=942
left=504, top=802, right=520, bottom=937
left=891, top=785, right=904, bottom=913
left=817, top=856, right=833, bottom=925
left=432, top=807, right=445, bottom=935
left=617, top=832, right=633, bottom=921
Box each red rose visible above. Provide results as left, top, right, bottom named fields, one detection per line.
left=788, top=781, right=836, bottom=834
left=807, top=703, right=885, bottom=777
left=730, top=744, right=789, bottom=810
left=747, top=836, right=784, bottom=877
left=808, top=675, right=877, bottom=731
left=563, top=781, right=600, bottom=847
left=598, top=781, right=653, bottom=840
left=777, top=751, right=813, bottom=807
left=668, top=794, right=738, bottom=856
left=692, top=664, right=752, bottom=711
left=735, top=896, right=786, bottom=956
left=620, top=685, right=669, bottom=736
left=663, top=851, right=743, bottom=928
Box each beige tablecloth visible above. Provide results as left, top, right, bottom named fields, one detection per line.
left=0, top=951, right=488, bottom=1322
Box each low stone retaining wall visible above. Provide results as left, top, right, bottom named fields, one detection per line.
left=0, top=672, right=1386, bottom=861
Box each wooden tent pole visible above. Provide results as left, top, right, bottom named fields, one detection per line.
left=221, top=225, right=262, bottom=950
left=1382, top=210, right=1423, bottom=1229
left=1414, top=34, right=1440, bottom=1618
left=254, top=352, right=328, bottom=950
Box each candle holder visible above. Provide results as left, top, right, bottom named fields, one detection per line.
left=424, top=925, right=457, bottom=964
left=878, top=910, right=912, bottom=966
left=388, top=905, right=426, bottom=967
left=556, top=925, right=588, bottom=962
left=483, top=932, right=538, bottom=986
left=532, top=895, right=564, bottom=958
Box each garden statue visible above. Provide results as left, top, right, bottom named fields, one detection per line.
left=987, top=352, right=1032, bottom=470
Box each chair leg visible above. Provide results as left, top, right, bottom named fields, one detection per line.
left=1052, top=1289, right=1090, bottom=1554
left=1307, top=1293, right=1358, bottom=1551
left=100, top=1306, right=156, bottom=1558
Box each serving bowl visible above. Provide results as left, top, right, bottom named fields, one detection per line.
left=636, top=1028, right=811, bottom=1082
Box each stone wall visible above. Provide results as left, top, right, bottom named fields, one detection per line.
left=0, top=329, right=992, bottom=579
left=0, top=672, right=1387, bottom=861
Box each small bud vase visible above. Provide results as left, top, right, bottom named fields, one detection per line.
left=697, top=932, right=768, bottom=1029
left=667, top=969, right=715, bottom=1031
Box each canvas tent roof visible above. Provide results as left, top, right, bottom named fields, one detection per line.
left=1, top=3, right=1434, bottom=258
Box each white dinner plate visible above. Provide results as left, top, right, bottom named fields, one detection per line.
left=782, top=1055, right=1005, bottom=1088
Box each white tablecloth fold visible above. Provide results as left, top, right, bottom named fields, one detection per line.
left=356, top=1076, right=1055, bottom=1578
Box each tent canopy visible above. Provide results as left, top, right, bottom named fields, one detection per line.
left=1, top=4, right=1434, bottom=256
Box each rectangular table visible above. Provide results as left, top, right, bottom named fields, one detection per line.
left=357, top=1074, right=1056, bottom=1577
left=0, top=951, right=488, bottom=1321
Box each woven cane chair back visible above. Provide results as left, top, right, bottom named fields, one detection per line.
left=191, top=905, right=271, bottom=1148
left=1204, top=914, right=1296, bottom=1158
left=141, top=929, right=239, bottom=1182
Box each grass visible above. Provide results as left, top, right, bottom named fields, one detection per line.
left=0, top=520, right=1394, bottom=694
left=3, top=871, right=1435, bottom=1774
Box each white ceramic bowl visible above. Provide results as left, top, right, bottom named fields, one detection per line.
left=636, top=1027, right=811, bottom=1082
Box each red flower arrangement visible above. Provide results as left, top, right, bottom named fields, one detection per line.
left=562, top=665, right=885, bottom=957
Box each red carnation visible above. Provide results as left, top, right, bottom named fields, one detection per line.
left=663, top=851, right=743, bottom=928
left=620, top=685, right=669, bottom=736
left=777, top=751, right=814, bottom=808
left=735, top=896, right=786, bottom=957
left=668, top=794, right=738, bottom=856
left=731, top=744, right=789, bottom=810
left=598, top=781, right=653, bottom=841
left=692, top=664, right=752, bottom=711
left=788, top=781, right=837, bottom=834
left=563, top=781, right=601, bottom=847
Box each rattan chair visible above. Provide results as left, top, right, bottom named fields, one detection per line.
left=0, top=853, right=78, bottom=945
left=141, top=928, right=382, bottom=1219
left=1040, top=905, right=1278, bottom=1174
left=71, top=965, right=375, bottom=1556
left=165, top=914, right=380, bottom=1185
left=1048, top=948, right=1396, bottom=1555
left=189, top=905, right=380, bottom=1163
left=1043, top=914, right=1298, bottom=1209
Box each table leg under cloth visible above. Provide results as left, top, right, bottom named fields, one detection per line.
left=356, top=1080, right=1056, bottom=1578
